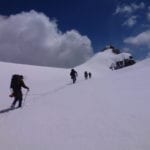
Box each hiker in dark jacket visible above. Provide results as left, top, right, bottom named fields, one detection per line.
left=84, top=71, right=88, bottom=80
left=10, top=75, right=29, bottom=108
left=70, top=69, right=78, bottom=84
left=88, top=72, right=92, bottom=78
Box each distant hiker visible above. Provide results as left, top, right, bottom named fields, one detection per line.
left=70, top=69, right=78, bottom=84
left=84, top=71, right=88, bottom=80
left=88, top=72, right=92, bottom=78
left=10, top=74, right=29, bottom=108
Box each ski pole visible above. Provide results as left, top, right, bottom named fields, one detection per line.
left=22, top=90, right=29, bottom=107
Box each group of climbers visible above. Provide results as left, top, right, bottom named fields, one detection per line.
left=8, top=69, right=92, bottom=109
left=70, top=69, right=92, bottom=84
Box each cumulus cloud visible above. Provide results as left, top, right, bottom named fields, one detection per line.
left=124, top=30, right=150, bottom=47
left=115, top=5, right=133, bottom=15
left=147, top=12, right=150, bottom=21
left=147, top=53, right=150, bottom=58
left=114, top=2, right=145, bottom=27
left=147, top=6, right=150, bottom=21
left=123, top=16, right=137, bottom=27
left=131, top=2, right=145, bottom=11
left=0, top=10, right=93, bottom=68
left=122, top=47, right=131, bottom=52
left=115, top=2, right=145, bottom=15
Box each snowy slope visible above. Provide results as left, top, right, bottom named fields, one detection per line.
left=0, top=51, right=150, bottom=150
left=77, top=49, right=133, bottom=76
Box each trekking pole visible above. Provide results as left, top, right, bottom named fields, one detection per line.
left=22, top=90, right=29, bottom=108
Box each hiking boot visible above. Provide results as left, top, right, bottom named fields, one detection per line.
left=10, top=105, right=15, bottom=109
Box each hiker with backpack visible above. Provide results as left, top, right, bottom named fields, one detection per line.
left=70, top=69, right=78, bottom=84
left=84, top=71, right=88, bottom=80
left=10, top=74, right=29, bottom=108
left=88, top=72, right=92, bottom=78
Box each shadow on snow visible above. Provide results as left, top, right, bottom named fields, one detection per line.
left=0, top=107, right=19, bottom=114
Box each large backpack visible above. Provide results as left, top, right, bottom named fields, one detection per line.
left=10, top=74, right=21, bottom=89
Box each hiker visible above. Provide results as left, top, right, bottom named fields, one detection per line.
left=88, top=72, right=92, bottom=78
left=70, top=69, right=78, bottom=84
left=10, top=75, right=29, bottom=108
left=84, top=71, right=88, bottom=80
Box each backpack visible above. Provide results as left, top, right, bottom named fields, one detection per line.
left=10, top=74, right=21, bottom=89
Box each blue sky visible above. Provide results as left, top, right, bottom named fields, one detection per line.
left=0, top=0, right=150, bottom=67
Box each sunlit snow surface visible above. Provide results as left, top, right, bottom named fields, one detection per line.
left=0, top=50, right=150, bottom=150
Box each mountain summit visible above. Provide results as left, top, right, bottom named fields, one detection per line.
left=79, top=45, right=135, bottom=72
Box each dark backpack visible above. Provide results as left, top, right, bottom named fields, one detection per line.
left=10, top=74, right=21, bottom=89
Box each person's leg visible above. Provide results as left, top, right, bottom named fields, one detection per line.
left=73, top=77, right=76, bottom=83
left=11, top=97, right=18, bottom=108
left=18, top=95, right=23, bottom=108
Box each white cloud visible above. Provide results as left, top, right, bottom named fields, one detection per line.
left=115, top=5, right=133, bottom=14
left=147, top=12, right=150, bottom=21
left=131, top=2, right=145, bottom=10
left=147, top=52, right=150, bottom=58
left=122, top=47, right=131, bottom=52
left=147, top=6, right=150, bottom=21
left=115, top=2, right=145, bottom=15
left=123, top=16, right=137, bottom=27
left=124, top=30, right=150, bottom=47
left=0, top=10, right=93, bottom=68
